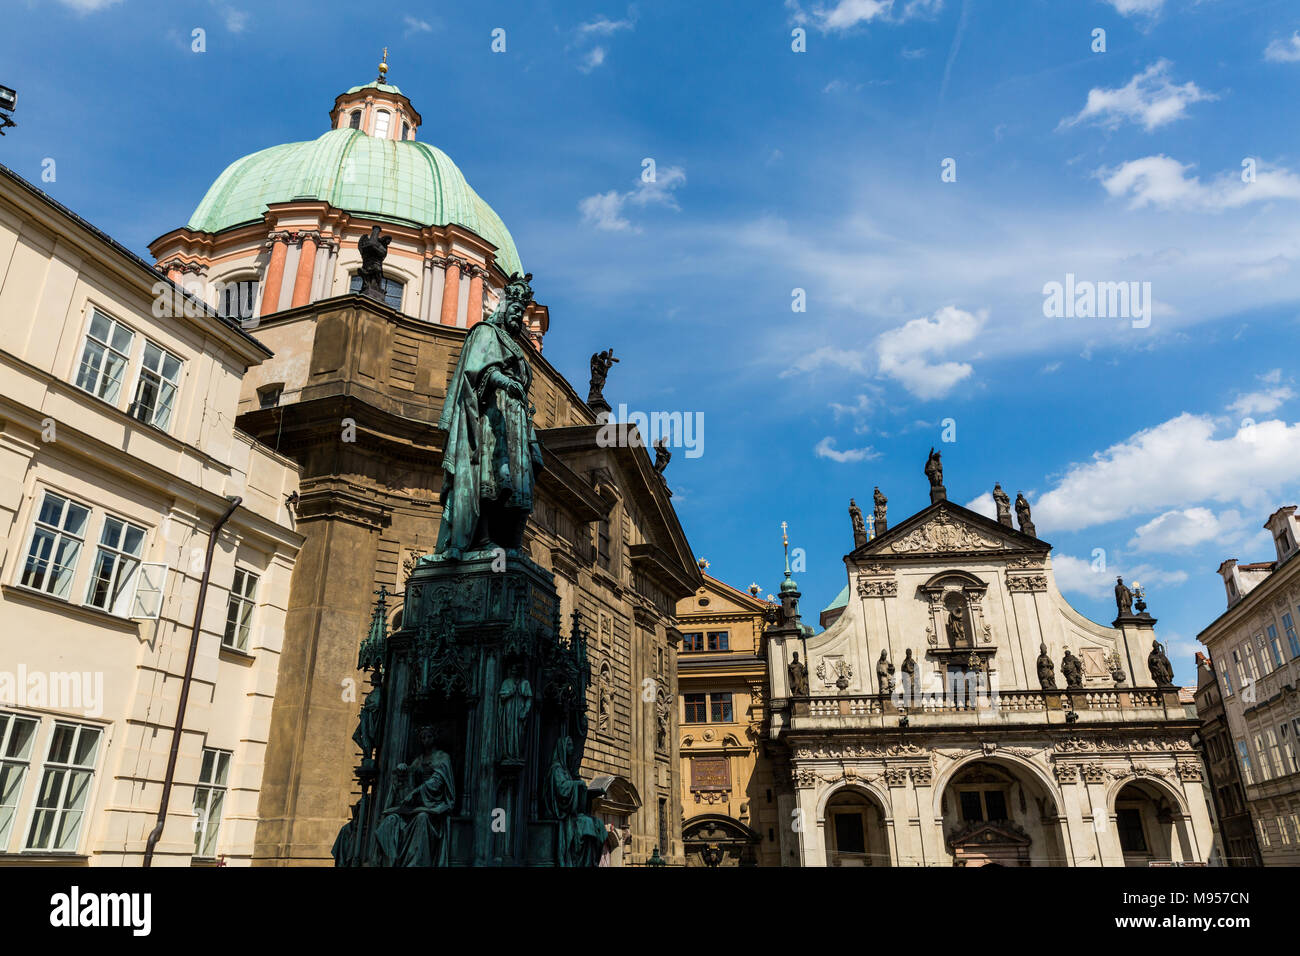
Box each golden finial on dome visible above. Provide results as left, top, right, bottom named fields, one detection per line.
left=377, top=47, right=389, bottom=83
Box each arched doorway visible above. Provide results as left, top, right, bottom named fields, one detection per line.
left=1112, top=780, right=1178, bottom=866
left=682, top=815, right=760, bottom=867
left=824, top=789, right=891, bottom=866
left=940, top=761, right=1066, bottom=867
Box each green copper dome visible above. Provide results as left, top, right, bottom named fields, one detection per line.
left=187, top=128, right=523, bottom=276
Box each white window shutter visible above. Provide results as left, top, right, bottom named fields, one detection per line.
left=130, top=562, right=168, bottom=620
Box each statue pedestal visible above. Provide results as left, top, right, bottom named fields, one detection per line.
left=344, top=548, right=598, bottom=867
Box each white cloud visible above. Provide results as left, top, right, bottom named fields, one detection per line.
left=1052, top=554, right=1187, bottom=601
left=1128, top=507, right=1244, bottom=553
left=1228, top=384, right=1295, bottom=417
left=1034, top=413, right=1300, bottom=533
left=1265, top=32, right=1300, bottom=63
left=54, top=0, right=121, bottom=10
left=578, top=167, right=686, bottom=232
left=1103, top=0, right=1165, bottom=16
left=579, top=47, right=607, bottom=73
left=578, top=14, right=637, bottom=36
left=1098, top=155, right=1300, bottom=211
left=815, top=437, right=879, bottom=462
left=787, top=0, right=941, bottom=32
left=404, top=15, right=434, bottom=36
left=1060, top=61, right=1215, bottom=132
left=829, top=393, right=876, bottom=433
left=781, top=347, right=871, bottom=378
left=875, top=306, right=986, bottom=399
left=965, top=491, right=995, bottom=519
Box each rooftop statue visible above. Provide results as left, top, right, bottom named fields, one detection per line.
left=435, top=273, right=545, bottom=559
left=993, top=483, right=1012, bottom=527
left=357, top=225, right=392, bottom=304
left=849, top=498, right=867, bottom=549
left=1015, top=492, right=1037, bottom=538
left=588, top=348, right=619, bottom=409
left=925, top=448, right=946, bottom=503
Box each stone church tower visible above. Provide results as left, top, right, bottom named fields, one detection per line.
left=767, top=470, right=1214, bottom=867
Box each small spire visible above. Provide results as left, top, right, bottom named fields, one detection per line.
left=377, top=47, right=389, bottom=83
left=781, top=521, right=791, bottom=577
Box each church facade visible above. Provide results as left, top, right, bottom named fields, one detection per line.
left=766, top=470, right=1214, bottom=867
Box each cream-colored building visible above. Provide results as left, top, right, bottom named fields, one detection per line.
left=1199, top=505, right=1300, bottom=865
left=766, top=485, right=1215, bottom=867
left=0, top=163, right=302, bottom=865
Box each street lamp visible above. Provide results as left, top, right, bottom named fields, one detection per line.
left=0, top=85, right=16, bottom=135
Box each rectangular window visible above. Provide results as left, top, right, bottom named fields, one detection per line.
left=710, top=693, right=733, bottom=723
left=0, top=712, right=39, bottom=848
left=129, top=340, right=182, bottom=431
left=1280, top=723, right=1298, bottom=776
left=348, top=274, right=404, bottom=311
left=833, top=811, right=866, bottom=854
left=681, top=632, right=703, bottom=652
left=959, top=790, right=983, bottom=823
left=192, top=747, right=230, bottom=859
left=1286, top=612, right=1300, bottom=659
left=1280, top=817, right=1293, bottom=845
left=1232, top=648, right=1249, bottom=688
left=1257, top=818, right=1270, bottom=848
left=1267, top=729, right=1285, bottom=778
left=983, top=789, right=1008, bottom=821
left=25, top=722, right=101, bottom=853
left=1267, top=625, right=1285, bottom=668
left=706, top=631, right=729, bottom=651
left=222, top=569, right=259, bottom=652
left=84, top=515, right=146, bottom=615
left=1256, top=735, right=1274, bottom=779
left=683, top=694, right=706, bottom=723
left=74, top=310, right=134, bottom=404
left=218, top=280, right=259, bottom=322
left=1238, top=740, right=1254, bottom=785
left=19, top=492, right=90, bottom=600
left=1117, top=808, right=1149, bottom=853
left=1253, top=635, right=1272, bottom=676
left=1218, top=655, right=1233, bottom=696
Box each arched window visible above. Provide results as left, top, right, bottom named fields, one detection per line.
left=349, top=273, right=404, bottom=311
left=373, top=109, right=391, bottom=139
left=349, top=110, right=361, bottom=130
left=218, top=278, right=259, bottom=322
left=401, top=121, right=410, bottom=140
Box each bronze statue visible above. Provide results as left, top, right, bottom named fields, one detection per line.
left=788, top=651, right=810, bottom=696
left=873, top=486, right=888, bottom=535
left=1015, top=493, right=1036, bottom=537
left=374, top=725, right=456, bottom=867
left=435, top=273, right=544, bottom=559
left=849, top=498, right=867, bottom=548
left=1115, top=577, right=1133, bottom=617
left=497, top=662, right=532, bottom=763
left=925, top=448, right=945, bottom=503
left=1147, top=639, right=1175, bottom=686
left=352, top=683, right=382, bottom=761
left=876, top=649, right=895, bottom=694
left=357, top=225, right=392, bottom=303
left=1036, top=642, right=1057, bottom=690
left=1061, top=647, right=1083, bottom=689
left=993, top=483, right=1012, bottom=527
left=587, top=348, right=619, bottom=408
left=541, top=736, right=605, bottom=866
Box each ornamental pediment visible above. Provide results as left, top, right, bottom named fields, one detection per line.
left=875, top=508, right=1022, bottom=556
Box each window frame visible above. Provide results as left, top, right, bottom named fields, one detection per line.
left=17, top=490, right=91, bottom=601
left=73, top=308, right=135, bottom=406
left=706, top=630, right=730, bottom=652
left=348, top=272, right=404, bottom=311
left=192, top=746, right=231, bottom=860
left=83, top=513, right=148, bottom=616
left=681, top=632, right=704, bottom=652
left=0, top=711, right=40, bottom=851
left=683, top=694, right=707, bottom=724
left=1287, top=611, right=1300, bottom=659
left=23, top=721, right=102, bottom=854
left=709, top=692, right=733, bottom=724
left=222, top=568, right=259, bottom=653
left=127, top=338, right=183, bottom=432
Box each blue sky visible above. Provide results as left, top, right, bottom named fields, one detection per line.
left=7, top=0, right=1300, bottom=684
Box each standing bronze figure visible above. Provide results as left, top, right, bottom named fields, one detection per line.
left=435, top=273, right=545, bottom=559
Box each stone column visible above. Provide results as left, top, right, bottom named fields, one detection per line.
left=290, top=232, right=318, bottom=308
left=467, top=267, right=484, bottom=328
left=796, top=783, right=825, bottom=866
left=259, top=232, right=290, bottom=317
left=439, top=258, right=461, bottom=326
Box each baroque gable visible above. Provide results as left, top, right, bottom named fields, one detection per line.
left=855, top=502, right=1048, bottom=561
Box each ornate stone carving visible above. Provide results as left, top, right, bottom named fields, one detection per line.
left=857, top=575, right=898, bottom=598
left=884, top=767, right=910, bottom=787
left=885, top=510, right=1005, bottom=554
left=1054, top=764, right=1078, bottom=783
left=816, top=656, right=853, bottom=689
left=1176, top=759, right=1204, bottom=782
left=910, top=765, right=933, bottom=786
left=1081, top=762, right=1109, bottom=784
left=794, top=768, right=817, bottom=789
left=1006, top=573, right=1048, bottom=592
left=1005, top=555, right=1044, bottom=570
